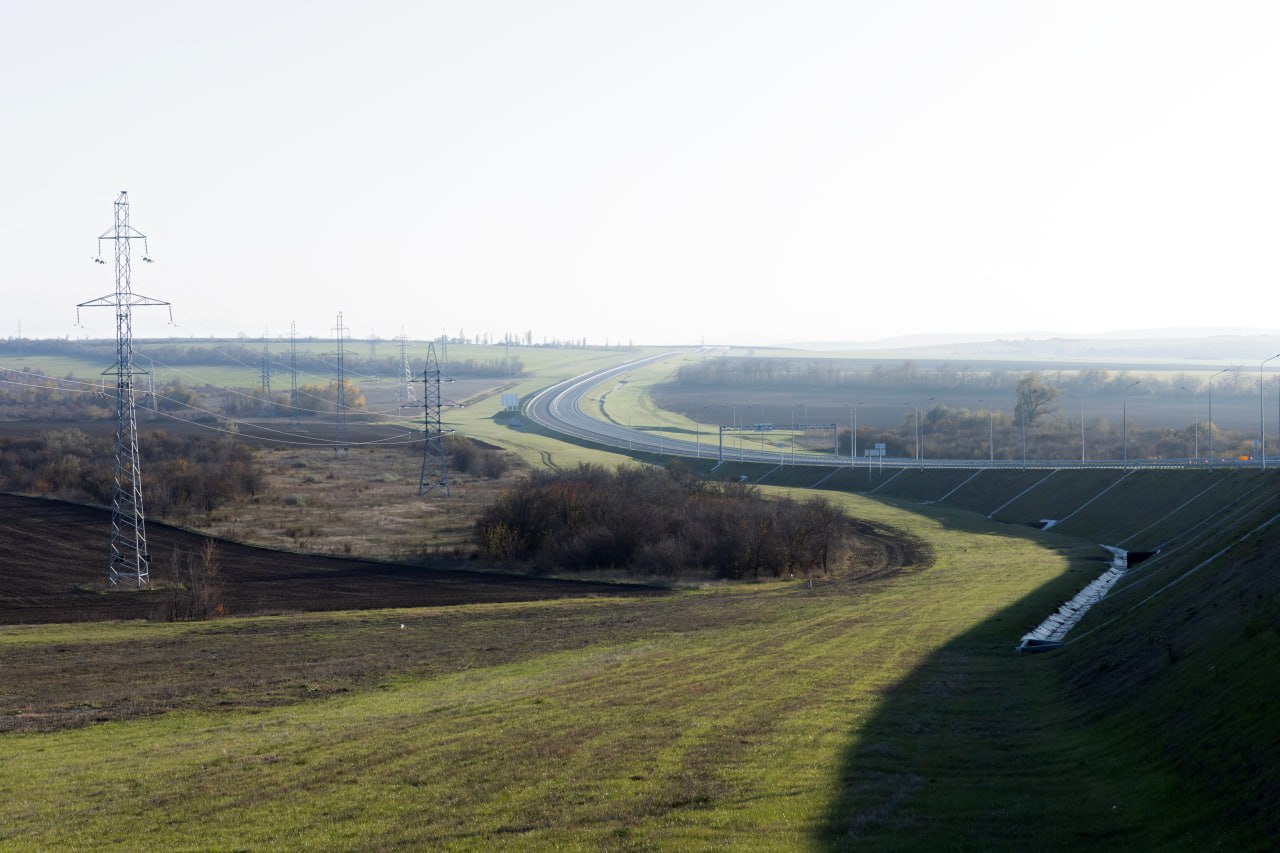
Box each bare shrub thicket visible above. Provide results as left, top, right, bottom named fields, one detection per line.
left=0, top=429, right=260, bottom=514
left=160, top=540, right=225, bottom=621
left=475, top=464, right=850, bottom=578
left=445, top=435, right=510, bottom=479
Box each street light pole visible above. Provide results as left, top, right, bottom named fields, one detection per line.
left=849, top=401, right=864, bottom=468
left=1067, top=394, right=1085, bottom=463
left=1123, top=380, right=1141, bottom=471
left=1179, top=385, right=1200, bottom=461
left=858, top=402, right=867, bottom=470
left=1261, top=354, right=1280, bottom=470
left=918, top=397, right=933, bottom=470
left=1077, top=397, right=1085, bottom=462
left=783, top=404, right=793, bottom=466
left=1020, top=408, right=1026, bottom=470
left=848, top=404, right=854, bottom=467
left=1208, top=368, right=1230, bottom=470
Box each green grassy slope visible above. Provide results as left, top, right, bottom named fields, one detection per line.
left=823, top=467, right=1280, bottom=847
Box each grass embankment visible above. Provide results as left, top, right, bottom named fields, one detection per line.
left=830, top=470, right=1280, bottom=848
left=0, top=492, right=1085, bottom=849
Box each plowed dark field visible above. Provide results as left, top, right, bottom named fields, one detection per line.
left=0, top=492, right=660, bottom=624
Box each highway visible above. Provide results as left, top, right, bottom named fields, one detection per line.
left=524, top=353, right=1261, bottom=471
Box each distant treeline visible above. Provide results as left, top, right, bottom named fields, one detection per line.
left=0, top=339, right=523, bottom=379
left=677, top=358, right=1270, bottom=398
left=476, top=463, right=850, bottom=578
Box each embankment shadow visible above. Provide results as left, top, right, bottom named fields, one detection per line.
left=818, top=490, right=1280, bottom=849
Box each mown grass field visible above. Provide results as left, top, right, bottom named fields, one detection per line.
left=1, top=491, right=1096, bottom=849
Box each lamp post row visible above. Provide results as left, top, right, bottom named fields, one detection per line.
left=698, top=367, right=1279, bottom=469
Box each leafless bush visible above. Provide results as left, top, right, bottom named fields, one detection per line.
left=475, top=463, right=851, bottom=578
left=160, top=540, right=225, bottom=621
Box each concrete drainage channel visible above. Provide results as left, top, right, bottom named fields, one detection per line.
left=1017, top=545, right=1159, bottom=653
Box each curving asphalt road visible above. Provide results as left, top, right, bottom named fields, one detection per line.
left=524, top=353, right=1258, bottom=471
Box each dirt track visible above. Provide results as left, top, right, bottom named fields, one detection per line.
left=0, top=492, right=661, bottom=624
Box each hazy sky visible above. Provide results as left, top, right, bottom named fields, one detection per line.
left=6, top=1, right=1280, bottom=346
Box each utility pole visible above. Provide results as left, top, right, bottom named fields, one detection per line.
left=1261, top=354, right=1280, bottom=470
left=259, top=333, right=272, bottom=418
left=397, top=329, right=416, bottom=405
left=76, top=191, right=172, bottom=588
left=289, top=320, right=298, bottom=425
left=334, top=312, right=349, bottom=456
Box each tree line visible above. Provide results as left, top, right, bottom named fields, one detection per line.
left=0, top=339, right=523, bottom=379
left=475, top=463, right=851, bottom=578
left=677, top=358, right=1274, bottom=400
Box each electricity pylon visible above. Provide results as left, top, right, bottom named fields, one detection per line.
left=417, top=342, right=451, bottom=496
left=397, top=330, right=416, bottom=405
left=259, top=336, right=272, bottom=417
left=333, top=312, right=349, bottom=456
left=76, top=191, right=172, bottom=588
left=289, top=320, right=299, bottom=425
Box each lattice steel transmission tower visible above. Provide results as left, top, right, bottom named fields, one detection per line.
left=289, top=320, right=299, bottom=424
left=259, top=336, right=272, bottom=417
left=397, top=330, right=416, bottom=405
left=76, top=191, right=172, bottom=588
left=333, top=312, right=349, bottom=456
left=417, top=341, right=451, bottom=496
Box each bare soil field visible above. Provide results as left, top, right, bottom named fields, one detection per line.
left=0, top=492, right=662, bottom=625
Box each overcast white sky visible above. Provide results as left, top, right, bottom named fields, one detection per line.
left=5, top=1, right=1280, bottom=346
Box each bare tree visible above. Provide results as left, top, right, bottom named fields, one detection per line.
left=1014, top=372, right=1060, bottom=428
